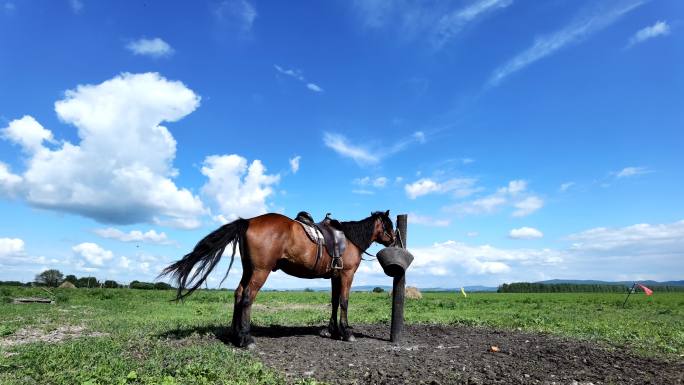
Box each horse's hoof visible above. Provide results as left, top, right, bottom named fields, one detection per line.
left=344, top=334, right=356, bottom=342
left=246, top=342, right=257, bottom=350
left=319, top=329, right=332, bottom=338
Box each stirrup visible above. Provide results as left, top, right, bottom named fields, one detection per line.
left=331, top=257, right=343, bottom=270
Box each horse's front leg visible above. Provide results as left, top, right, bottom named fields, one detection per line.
left=339, top=272, right=355, bottom=342
left=324, top=277, right=341, bottom=339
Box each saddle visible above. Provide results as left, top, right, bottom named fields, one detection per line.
left=295, top=211, right=347, bottom=271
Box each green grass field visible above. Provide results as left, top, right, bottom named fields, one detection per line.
left=1, top=287, right=682, bottom=384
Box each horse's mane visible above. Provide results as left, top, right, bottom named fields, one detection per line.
left=340, top=212, right=386, bottom=252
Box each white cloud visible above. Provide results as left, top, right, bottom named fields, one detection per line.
left=201, top=154, right=280, bottom=223
left=306, top=83, right=324, bottom=93
left=1, top=115, right=55, bottom=152
left=405, top=177, right=480, bottom=199
left=0, top=237, right=51, bottom=267
left=560, top=182, right=575, bottom=192
left=567, top=220, right=684, bottom=253
left=413, top=131, right=426, bottom=143
left=352, top=189, right=374, bottom=195
left=0, top=162, right=22, bottom=197
left=408, top=213, right=450, bottom=227
left=446, top=179, right=543, bottom=217
left=126, top=38, right=174, bottom=58
left=323, top=132, right=379, bottom=165
left=489, top=0, right=645, bottom=86
left=409, top=240, right=562, bottom=276
left=94, top=228, right=171, bottom=245
left=323, top=131, right=425, bottom=166
left=615, top=166, right=650, bottom=178
left=289, top=155, right=301, bottom=174
left=509, top=227, right=544, bottom=239
left=512, top=196, right=544, bottom=217
left=353, top=0, right=513, bottom=48
left=274, top=65, right=324, bottom=93
left=354, top=176, right=388, bottom=188
left=72, top=242, right=113, bottom=267
left=462, top=158, right=475, bottom=165
left=69, top=0, right=83, bottom=14
left=466, top=231, right=479, bottom=237
left=214, top=0, right=257, bottom=33
left=628, top=20, right=670, bottom=47
left=434, top=0, right=513, bottom=48
left=0, top=72, right=206, bottom=228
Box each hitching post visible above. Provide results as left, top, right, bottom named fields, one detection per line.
left=390, top=214, right=408, bottom=343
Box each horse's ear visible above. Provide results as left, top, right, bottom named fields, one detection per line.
left=385, top=210, right=390, bottom=216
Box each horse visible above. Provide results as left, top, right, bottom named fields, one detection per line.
left=160, top=210, right=395, bottom=348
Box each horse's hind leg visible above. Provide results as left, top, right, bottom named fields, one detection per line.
left=232, top=268, right=269, bottom=348
left=339, top=272, right=356, bottom=342
left=322, top=277, right=341, bottom=339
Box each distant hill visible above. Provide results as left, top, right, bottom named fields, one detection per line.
left=537, top=279, right=684, bottom=287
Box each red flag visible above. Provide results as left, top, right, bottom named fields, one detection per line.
left=636, top=283, right=653, bottom=296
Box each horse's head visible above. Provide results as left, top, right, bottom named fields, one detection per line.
left=372, top=210, right=395, bottom=247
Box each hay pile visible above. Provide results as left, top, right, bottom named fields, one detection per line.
left=58, top=281, right=76, bottom=289
left=390, top=286, right=422, bottom=299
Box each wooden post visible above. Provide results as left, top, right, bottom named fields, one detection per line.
left=390, top=214, right=408, bottom=343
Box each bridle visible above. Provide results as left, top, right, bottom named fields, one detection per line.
left=361, top=215, right=396, bottom=261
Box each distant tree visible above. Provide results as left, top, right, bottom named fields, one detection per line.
left=103, top=280, right=119, bottom=288
left=76, top=276, right=99, bottom=288
left=153, top=282, right=172, bottom=290
left=64, top=275, right=78, bottom=285
left=372, top=287, right=385, bottom=293
left=35, top=269, right=64, bottom=287
left=0, top=281, right=24, bottom=286
left=130, top=281, right=154, bottom=290
left=304, top=288, right=314, bottom=292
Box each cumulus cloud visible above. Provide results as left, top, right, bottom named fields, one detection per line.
left=409, top=240, right=562, bottom=277
left=513, top=196, right=544, bottom=217
left=289, top=155, right=301, bottom=174
left=126, top=37, right=174, bottom=58
left=627, top=21, right=670, bottom=47
left=0, top=72, right=206, bottom=228
left=446, top=179, right=543, bottom=217
left=405, top=177, right=480, bottom=199
left=201, top=154, right=280, bottom=223
left=94, top=228, right=172, bottom=245
left=489, top=0, right=645, bottom=86
left=72, top=242, right=114, bottom=267
left=0, top=162, right=22, bottom=197
left=1, top=115, right=55, bottom=152
left=567, top=220, right=684, bottom=253
left=615, top=166, right=651, bottom=178
left=0, top=237, right=56, bottom=276
left=509, top=227, right=544, bottom=239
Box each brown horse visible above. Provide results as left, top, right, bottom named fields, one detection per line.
left=160, top=210, right=395, bottom=348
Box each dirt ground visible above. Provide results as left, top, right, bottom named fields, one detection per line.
left=248, top=324, right=684, bottom=385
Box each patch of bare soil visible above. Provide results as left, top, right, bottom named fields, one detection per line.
left=0, top=325, right=108, bottom=347
left=249, top=324, right=684, bottom=385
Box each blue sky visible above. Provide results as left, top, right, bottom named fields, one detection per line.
left=0, top=0, right=682, bottom=289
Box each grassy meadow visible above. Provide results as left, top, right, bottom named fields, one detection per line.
left=1, top=287, right=682, bottom=384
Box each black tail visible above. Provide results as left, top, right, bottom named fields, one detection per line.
left=159, top=218, right=249, bottom=301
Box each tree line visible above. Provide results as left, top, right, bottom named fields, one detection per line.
left=0, top=269, right=173, bottom=290
left=498, top=282, right=684, bottom=293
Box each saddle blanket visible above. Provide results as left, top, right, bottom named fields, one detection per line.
left=294, top=220, right=324, bottom=244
